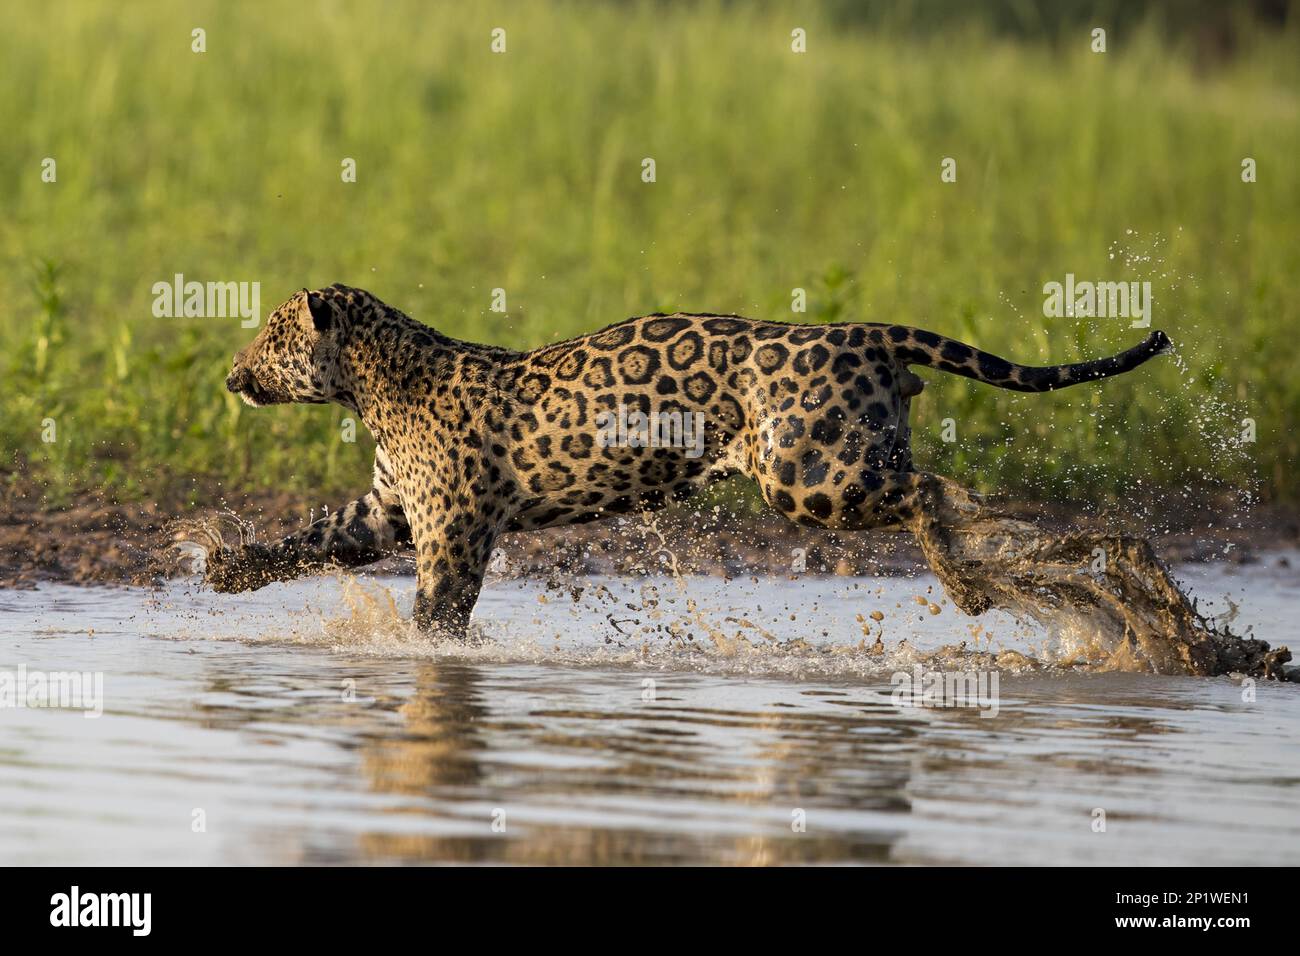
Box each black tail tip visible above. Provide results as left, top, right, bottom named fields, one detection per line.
left=1146, top=330, right=1173, bottom=355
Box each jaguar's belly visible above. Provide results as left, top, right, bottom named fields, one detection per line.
left=504, top=442, right=729, bottom=531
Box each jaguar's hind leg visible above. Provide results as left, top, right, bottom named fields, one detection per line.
left=752, top=463, right=991, bottom=614
left=908, top=481, right=994, bottom=616
left=754, top=463, right=981, bottom=531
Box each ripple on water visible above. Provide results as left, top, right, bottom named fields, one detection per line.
left=1, top=562, right=1298, bottom=865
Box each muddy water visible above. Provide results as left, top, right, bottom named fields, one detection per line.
left=1, top=555, right=1298, bottom=865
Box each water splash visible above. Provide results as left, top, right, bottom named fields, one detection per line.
left=917, top=512, right=1289, bottom=678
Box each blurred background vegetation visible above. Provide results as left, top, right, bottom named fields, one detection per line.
left=1, top=0, right=1297, bottom=510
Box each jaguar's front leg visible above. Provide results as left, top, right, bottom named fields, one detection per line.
left=204, top=489, right=410, bottom=593
left=408, top=503, right=499, bottom=640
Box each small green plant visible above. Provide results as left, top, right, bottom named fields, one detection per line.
left=29, top=258, right=65, bottom=381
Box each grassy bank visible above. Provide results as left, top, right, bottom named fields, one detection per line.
left=2, top=1, right=1297, bottom=508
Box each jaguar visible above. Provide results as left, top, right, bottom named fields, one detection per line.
left=213, top=283, right=1170, bottom=637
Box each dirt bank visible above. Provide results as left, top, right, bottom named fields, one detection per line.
left=1, top=485, right=1297, bottom=590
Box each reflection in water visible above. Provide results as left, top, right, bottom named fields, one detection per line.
left=355, top=663, right=922, bottom=864
left=359, top=662, right=490, bottom=862
left=366, top=663, right=488, bottom=794
left=0, top=564, right=1297, bottom=865
left=356, top=665, right=925, bottom=868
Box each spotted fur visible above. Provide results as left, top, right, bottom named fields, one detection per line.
left=216, top=284, right=1171, bottom=636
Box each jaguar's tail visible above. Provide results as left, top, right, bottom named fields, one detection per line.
left=885, top=326, right=1172, bottom=393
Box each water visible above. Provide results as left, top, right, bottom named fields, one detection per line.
left=1, top=555, right=1298, bottom=865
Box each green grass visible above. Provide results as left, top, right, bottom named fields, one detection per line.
left=2, top=0, right=1298, bottom=509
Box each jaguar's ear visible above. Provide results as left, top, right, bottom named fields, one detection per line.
left=304, top=292, right=334, bottom=333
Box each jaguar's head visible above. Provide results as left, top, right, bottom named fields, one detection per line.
left=225, top=286, right=354, bottom=406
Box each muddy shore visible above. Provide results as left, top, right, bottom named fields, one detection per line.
left=1, top=486, right=1296, bottom=590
